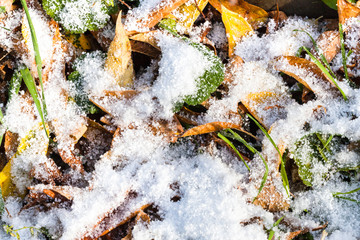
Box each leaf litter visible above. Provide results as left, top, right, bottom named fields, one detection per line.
left=0, top=0, right=359, bottom=239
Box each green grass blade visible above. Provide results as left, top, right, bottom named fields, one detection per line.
left=333, top=187, right=360, bottom=196
left=303, top=47, right=348, bottom=101
left=339, top=23, right=351, bottom=83
left=268, top=216, right=284, bottom=240
left=218, top=132, right=251, bottom=172
left=225, top=129, right=269, bottom=202
left=295, top=29, right=336, bottom=79
left=247, top=114, right=290, bottom=197
left=20, top=68, right=48, bottom=138
left=20, top=0, right=47, bottom=117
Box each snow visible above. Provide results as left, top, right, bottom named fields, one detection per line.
left=57, top=0, right=110, bottom=33
left=0, top=3, right=360, bottom=240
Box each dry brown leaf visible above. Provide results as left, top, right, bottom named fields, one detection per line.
left=129, top=31, right=160, bottom=50
left=29, top=185, right=79, bottom=200
left=4, top=131, right=19, bottom=161
left=30, top=159, right=63, bottom=184
left=274, top=56, right=337, bottom=94
left=77, top=190, right=150, bottom=240
left=252, top=180, right=290, bottom=212
left=58, top=147, right=84, bottom=173
left=241, top=91, right=286, bottom=129
left=315, top=30, right=340, bottom=63
left=181, top=121, right=255, bottom=138
left=130, top=40, right=161, bottom=58
left=105, top=13, right=134, bottom=87
left=90, top=22, right=115, bottom=50
left=338, top=0, right=360, bottom=24
left=131, top=0, right=189, bottom=31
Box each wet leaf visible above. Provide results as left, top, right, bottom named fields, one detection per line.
left=105, top=13, right=134, bottom=87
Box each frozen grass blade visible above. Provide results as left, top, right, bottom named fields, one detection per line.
left=20, top=68, right=48, bottom=138
left=224, top=129, right=269, bottom=203
left=294, top=29, right=336, bottom=79
left=217, top=132, right=250, bottom=171
left=247, top=114, right=290, bottom=197
left=333, top=187, right=360, bottom=204
left=20, top=0, right=47, bottom=117
left=267, top=216, right=284, bottom=240
left=302, top=47, right=348, bottom=101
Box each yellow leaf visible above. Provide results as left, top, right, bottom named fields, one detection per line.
left=211, top=0, right=268, bottom=57
left=0, top=122, right=49, bottom=198
left=64, top=33, right=92, bottom=50
left=168, top=0, right=209, bottom=33
left=105, top=13, right=135, bottom=87
left=0, top=161, right=14, bottom=197
left=221, top=4, right=253, bottom=57
left=241, top=92, right=286, bottom=130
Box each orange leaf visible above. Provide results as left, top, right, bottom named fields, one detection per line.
left=316, top=30, right=340, bottom=63
left=274, top=56, right=338, bottom=94
left=132, top=0, right=189, bottom=31
left=181, top=121, right=255, bottom=138
left=338, top=0, right=360, bottom=24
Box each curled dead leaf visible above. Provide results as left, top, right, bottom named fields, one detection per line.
left=274, top=56, right=338, bottom=94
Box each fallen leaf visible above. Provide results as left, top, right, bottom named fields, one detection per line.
left=252, top=179, right=290, bottom=212
left=210, top=0, right=268, bottom=56
left=130, top=40, right=161, bottom=58
left=241, top=91, right=288, bottom=130
left=338, top=0, right=360, bottom=24
left=274, top=56, right=337, bottom=94
left=315, top=30, right=340, bottom=63
left=167, top=0, right=209, bottom=33
left=220, top=4, right=253, bottom=57
left=4, top=131, right=18, bottom=161
left=77, top=190, right=150, bottom=240
left=105, top=13, right=134, bottom=87
left=129, top=31, right=160, bottom=50
left=181, top=121, right=255, bottom=138
left=130, top=0, right=189, bottom=31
